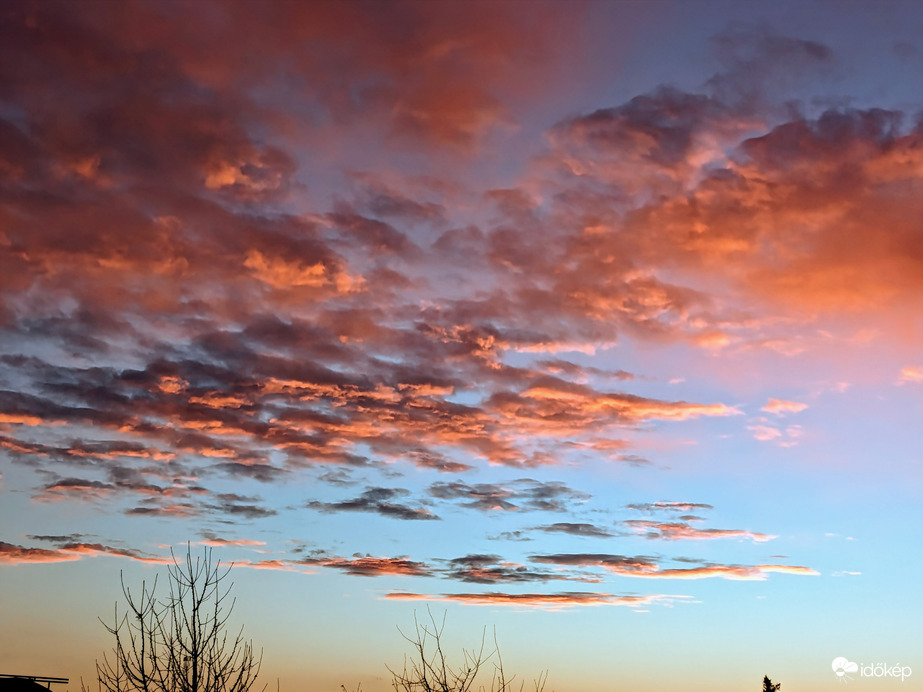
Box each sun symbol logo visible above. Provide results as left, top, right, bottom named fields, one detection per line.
left=832, top=657, right=859, bottom=683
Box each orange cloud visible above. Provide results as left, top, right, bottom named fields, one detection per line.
left=522, top=386, right=740, bottom=420
left=0, top=413, right=44, bottom=426
left=304, top=555, right=432, bottom=578
left=898, top=366, right=923, bottom=384
left=187, top=393, right=251, bottom=409
left=540, top=94, right=923, bottom=346
left=244, top=250, right=362, bottom=294
left=235, top=560, right=303, bottom=572
left=0, top=542, right=83, bottom=564
left=0, top=542, right=170, bottom=565
left=56, top=543, right=172, bottom=564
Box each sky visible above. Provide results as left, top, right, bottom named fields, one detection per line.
left=1, top=1, right=922, bottom=690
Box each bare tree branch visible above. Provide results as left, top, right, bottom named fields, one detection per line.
left=386, top=608, right=548, bottom=692
left=96, top=544, right=262, bottom=692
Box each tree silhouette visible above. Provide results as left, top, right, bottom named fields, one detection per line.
left=762, top=676, right=781, bottom=692
left=387, top=608, right=547, bottom=692
left=95, top=545, right=262, bottom=692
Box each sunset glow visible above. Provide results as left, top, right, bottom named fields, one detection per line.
left=1, top=2, right=921, bottom=691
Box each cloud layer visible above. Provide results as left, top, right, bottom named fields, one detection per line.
left=3, top=3, right=916, bottom=621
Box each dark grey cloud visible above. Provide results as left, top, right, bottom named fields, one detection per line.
left=306, top=487, right=439, bottom=521
left=208, top=493, right=277, bottom=519
left=300, top=553, right=434, bottom=578
left=327, top=207, right=421, bottom=257
left=403, top=451, right=474, bottom=473
left=534, top=522, right=614, bottom=538
left=216, top=462, right=287, bottom=483
left=350, top=178, right=447, bottom=226
left=315, top=468, right=357, bottom=486
left=706, top=24, right=835, bottom=109
left=614, top=454, right=651, bottom=467
left=440, top=553, right=597, bottom=584
left=125, top=504, right=199, bottom=517
left=428, top=479, right=589, bottom=513
left=529, top=553, right=658, bottom=571
left=26, top=534, right=87, bottom=543
left=429, top=481, right=517, bottom=511
left=487, top=531, right=533, bottom=542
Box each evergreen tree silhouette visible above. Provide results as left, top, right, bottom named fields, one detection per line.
left=762, top=675, right=781, bottom=692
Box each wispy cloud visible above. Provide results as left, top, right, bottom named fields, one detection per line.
left=530, top=554, right=818, bottom=580
left=199, top=533, right=267, bottom=547
left=234, top=559, right=305, bottom=573
left=623, top=520, right=776, bottom=542
left=0, top=541, right=169, bottom=565
left=384, top=591, right=694, bottom=610
left=626, top=502, right=714, bottom=513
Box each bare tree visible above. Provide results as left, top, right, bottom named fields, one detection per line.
left=95, top=545, right=262, bottom=692
left=387, top=609, right=547, bottom=692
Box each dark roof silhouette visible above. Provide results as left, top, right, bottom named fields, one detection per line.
left=0, top=677, right=68, bottom=692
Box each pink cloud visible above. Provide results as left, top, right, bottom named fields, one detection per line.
left=762, top=399, right=808, bottom=415
left=748, top=424, right=783, bottom=442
